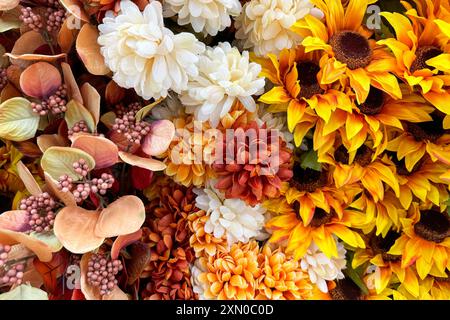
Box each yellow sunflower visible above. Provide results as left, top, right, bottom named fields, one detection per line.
left=352, top=230, right=422, bottom=297
left=320, top=144, right=400, bottom=203
left=388, top=153, right=450, bottom=210
left=255, top=47, right=352, bottom=148
left=393, top=275, right=450, bottom=300
left=379, top=3, right=450, bottom=122
left=350, top=190, right=407, bottom=237
left=387, top=112, right=450, bottom=170
left=325, top=278, right=393, bottom=300
left=387, top=204, right=450, bottom=280
left=292, top=0, right=402, bottom=104
left=265, top=199, right=366, bottom=260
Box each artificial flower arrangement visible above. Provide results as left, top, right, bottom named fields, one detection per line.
left=0, top=0, right=449, bottom=300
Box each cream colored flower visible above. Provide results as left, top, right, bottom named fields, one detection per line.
left=190, top=260, right=207, bottom=300
left=163, top=0, right=241, bottom=36
left=180, top=42, right=265, bottom=127
left=194, top=185, right=269, bottom=246
left=235, top=0, right=323, bottom=56
left=98, top=1, right=205, bottom=100
left=300, top=240, right=347, bottom=293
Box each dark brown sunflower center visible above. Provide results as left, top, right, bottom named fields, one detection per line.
left=410, top=46, right=443, bottom=73
left=290, top=163, right=328, bottom=192
left=334, top=145, right=349, bottom=164
left=357, top=87, right=385, bottom=115
left=309, top=208, right=334, bottom=227
left=296, top=61, right=324, bottom=99
left=406, top=120, right=446, bottom=142
left=330, top=31, right=373, bottom=70
left=330, top=278, right=362, bottom=300
left=414, top=209, right=450, bottom=243
left=354, top=145, right=373, bottom=167
left=370, top=231, right=401, bottom=262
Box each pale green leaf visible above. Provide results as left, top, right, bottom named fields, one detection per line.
left=0, top=284, right=48, bottom=300
left=0, top=97, right=39, bottom=142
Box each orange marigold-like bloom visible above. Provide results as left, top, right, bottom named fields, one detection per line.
left=140, top=183, right=197, bottom=300
left=187, top=210, right=228, bottom=258
left=256, top=246, right=314, bottom=300
left=213, top=121, right=293, bottom=206
left=197, top=241, right=261, bottom=299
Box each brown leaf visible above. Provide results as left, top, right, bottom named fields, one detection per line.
left=76, top=24, right=109, bottom=76
left=10, top=31, right=46, bottom=68
left=20, top=62, right=62, bottom=99
left=105, top=80, right=125, bottom=105
left=16, top=160, right=42, bottom=195
left=12, top=141, right=43, bottom=158
left=126, top=242, right=151, bottom=285
left=71, top=135, right=119, bottom=169
left=61, top=62, right=83, bottom=104
left=111, top=229, right=142, bottom=260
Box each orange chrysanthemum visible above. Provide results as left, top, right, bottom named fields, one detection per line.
left=213, top=121, right=293, bottom=206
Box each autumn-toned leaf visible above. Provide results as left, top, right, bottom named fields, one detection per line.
left=43, top=173, right=77, bottom=207
left=76, top=24, right=109, bottom=76
left=12, top=140, right=43, bottom=158
left=141, top=120, right=175, bottom=156
left=126, top=241, right=151, bottom=285
left=6, top=53, right=66, bottom=63
left=111, top=229, right=143, bottom=260
left=0, top=228, right=54, bottom=262
left=61, top=62, right=83, bottom=104
left=0, top=284, right=48, bottom=300
left=0, top=1, right=20, bottom=13
left=118, top=151, right=166, bottom=171
left=135, top=98, right=163, bottom=122
left=0, top=210, right=30, bottom=232
left=41, top=146, right=96, bottom=180
left=16, top=160, right=42, bottom=196
left=0, top=8, right=21, bottom=32
left=29, top=231, right=63, bottom=252
left=57, top=18, right=79, bottom=53
left=33, top=251, right=69, bottom=294
left=65, top=99, right=96, bottom=133
left=10, top=31, right=46, bottom=68
left=105, top=80, right=125, bottom=105
left=6, top=64, right=21, bottom=89
left=80, top=82, right=100, bottom=126
left=59, top=0, right=90, bottom=22
left=0, top=83, right=21, bottom=102
left=0, top=97, right=40, bottom=141
left=36, top=134, right=68, bottom=153
left=53, top=206, right=104, bottom=254
left=95, top=195, right=145, bottom=238
left=131, top=165, right=153, bottom=190
left=20, top=62, right=62, bottom=99
left=71, top=135, right=119, bottom=169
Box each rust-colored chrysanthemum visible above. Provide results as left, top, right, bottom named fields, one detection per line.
left=187, top=210, right=228, bottom=258
left=256, top=246, right=314, bottom=300
left=213, top=121, right=293, bottom=206
left=164, top=116, right=216, bottom=187
left=197, top=241, right=261, bottom=299
left=140, top=182, right=198, bottom=300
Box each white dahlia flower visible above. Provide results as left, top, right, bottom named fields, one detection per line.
left=300, top=240, right=347, bottom=293
left=190, top=260, right=207, bottom=300
left=235, top=0, right=323, bottom=56
left=181, top=42, right=265, bottom=127
left=98, top=1, right=205, bottom=100
left=163, top=0, right=242, bottom=36
left=194, top=186, right=269, bottom=247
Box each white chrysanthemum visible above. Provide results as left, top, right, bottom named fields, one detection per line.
left=163, top=0, right=242, bottom=36
left=190, top=260, right=207, bottom=300
left=300, top=240, right=347, bottom=293
left=194, top=186, right=268, bottom=246
left=151, top=94, right=186, bottom=120
left=180, top=42, right=265, bottom=127
left=235, top=0, right=323, bottom=56
left=98, top=1, right=205, bottom=100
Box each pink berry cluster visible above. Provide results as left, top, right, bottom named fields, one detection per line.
left=19, top=7, right=44, bottom=32
left=0, top=263, right=25, bottom=287
left=0, top=68, right=7, bottom=91
left=113, top=107, right=151, bottom=145
left=73, top=159, right=90, bottom=177
left=87, top=253, right=123, bottom=296
left=31, top=85, right=68, bottom=115
left=45, top=7, right=67, bottom=32
left=67, top=120, right=90, bottom=138
left=19, top=192, right=56, bottom=233
left=114, top=102, right=141, bottom=118
left=0, top=244, right=11, bottom=268
left=57, top=169, right=114, bottom=203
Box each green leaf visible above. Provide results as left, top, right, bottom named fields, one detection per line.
left=65, top=99, right=96, bottom=133
left=29, top=231, right=63, bottom=252
left=41, top=146, right=96, bottom=180
left=135, top=98, right=163, bottom=122
left=0, top=284, right=48, bottom=300
left=0, top=97, right=40, bottom=142
left=299, top=150, right=321, bottom=171
left=345, top=251, right=369, bottom=295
